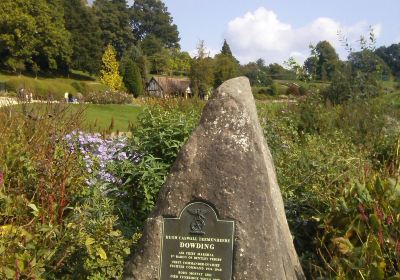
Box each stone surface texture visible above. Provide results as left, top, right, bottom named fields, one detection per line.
left=124, top=77, right=305, bottom=279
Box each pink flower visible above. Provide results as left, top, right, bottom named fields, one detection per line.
left=377, top=228, right=384, bottom=245
left=358, top=203, right=368, bottom=221
left=386, top=215, right=393, bottom=225
left=375, top=203, right=384, bottom=221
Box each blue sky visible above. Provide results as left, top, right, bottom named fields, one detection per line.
left=91, top=0, right=400, bottom=64
left=163, top=0, right=400, bottom=64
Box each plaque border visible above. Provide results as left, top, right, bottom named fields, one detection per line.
left=159, top=201, right=235, bottom=280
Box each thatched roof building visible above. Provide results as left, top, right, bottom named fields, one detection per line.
left=146, top=76, right=192, bottom=98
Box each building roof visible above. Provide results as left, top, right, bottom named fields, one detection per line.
left=149, top=76, right=191, bottom=95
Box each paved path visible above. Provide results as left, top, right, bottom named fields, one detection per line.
left=0, top=97, right=62, bottom=108
left=0, top=97, right=18, bottom=107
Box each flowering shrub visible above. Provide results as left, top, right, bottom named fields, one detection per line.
left=65, top=131, right=140, bottom=187
left=0, top=105, right=134, bottom=279
left=85, top=90, right=133, bottom=104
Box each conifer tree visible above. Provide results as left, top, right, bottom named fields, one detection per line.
left=221, top=39, right=233, bottom=56
left=100, top=44, right=123, bottom=91
left=123, top=60, right=144, bottom=97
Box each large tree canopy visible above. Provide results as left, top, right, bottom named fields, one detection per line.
left=0, top=0, right=71, bottom=72
left=375, top=43, right=400, bottom=79
left=131, top=0, right=180, bottom=49
left=93, top=0, right=134, bottom=58
left=305, top=41, right=340, bottom=81
left=62, top=0, right=103, bottom=74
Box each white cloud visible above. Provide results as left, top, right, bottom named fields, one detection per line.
left=189, top=45, right=219, bottom=59
left=225, top=7, right=382, bottom=64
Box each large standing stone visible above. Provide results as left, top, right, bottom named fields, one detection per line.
left=124, top=77, right=305, bottom=279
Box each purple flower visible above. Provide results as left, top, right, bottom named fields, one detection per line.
left=65, top=131, right=140, bottom=186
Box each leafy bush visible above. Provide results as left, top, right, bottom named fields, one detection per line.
left=71, top=81, right=88, bottom=93
left=109, top=102, right=202, bottom=230
left=319, top=176, right=400, bottom=279
left=269, top=82, right=279, bottom=96
left=286, top=83, right=301, bottom=96
left=85, top=90, right=133, bottom=104
left=0, top=105, right=134, bottom=279
left=258, top=92, right=400, bottom=278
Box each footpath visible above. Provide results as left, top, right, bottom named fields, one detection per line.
left=0, top=97, right=18, bottom=107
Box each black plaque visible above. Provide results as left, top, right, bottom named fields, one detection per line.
left=160, top=202, right=234, bottom=280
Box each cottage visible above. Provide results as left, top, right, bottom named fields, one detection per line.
left=146, top=76, right=192, bottom=98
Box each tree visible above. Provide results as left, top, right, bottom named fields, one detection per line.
left=120, top=45, right=147, bottom=88
left=169, top=49, right=191, bottom=76
left=284, top=57, right=308, bottom=81
left=62, top=0, right=103, bottom=74
left=189, top=40, right=214, bottom=97
left=140, top=35, right=164, bottom=57
left=213, top=54, right=239, bottom=87
left=93, top=0, right=134, bottom=58
left=312, top=41, right=340, bottom=81
left=221, top=39, right=233, bottom=56
left=0, top=0, right=72, bottom=73
left=213, top=40, right=240, bottom=87
left=123, top=60, right=144, bottom=97
left=266, top=63, right=296, bottom=80
left=100, top=44, right=123, bottom=91
left=375, top=43, right=400, bottom=79
left=323, top=31, right=383, bottom=104
left=349, top=50, right=391, bottom=81
left=303, top=56, right=318, bottom=80
left=140, top=35, right=171, bottom=74
left=131, top=0, right=180, bottom=49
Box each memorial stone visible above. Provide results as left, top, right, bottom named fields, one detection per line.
left=124, top=77, right=305, bottom=279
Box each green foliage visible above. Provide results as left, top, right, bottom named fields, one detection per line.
left=93, top=0, right=134, bottom=58
left=306, top=41, right=340, bottom=81
left=213, top=54, right=239, bottom=88
left=100, top=44, right=123, bottom=91
left=123, top=60, right=144, bottom=97
left=131, top=0, right=180, bottom=49
left=320, top=176, right=400, bottom=279
left=111, top=102, right=202, bottom=230
left=349, top=50, right=391, bottom=81
left=120, top=46, right=147, bottom=87
left=140, top=35, right=171, bottom=74
left=240, top=60, right=273, bottom=87
left=169, top=49, right=191, bottom=76
left=132, top=105, right=201, bottom=165
left=322, top=58, right=383, bottom=104
left=258, top=90, right=400, bottom=278
left=0, top=105, right=134, bottom=279
left=0, top=0, right=72, bottom=73
left=213, top=40, right=240, bottom=87
left=221, top=39, right=233, bottom=57
left=52, top=188, right=132, bottom=279
left=2, top=74, right=107, bottom=100
left=375, top=43, right=400, bottom=79
left=269, top=82, right=279, bottom=96
left=190, top=41, right=214, bottom=97
left=62, top=0, right=103, bottom=74
left=266, top=63, right=296, bottom=80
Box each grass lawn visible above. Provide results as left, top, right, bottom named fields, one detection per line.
left=0, top=71, right=108, bottom=100
left=73, top=104, right=142, bottom=132
left=7, top=103, right=142, bottom=133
